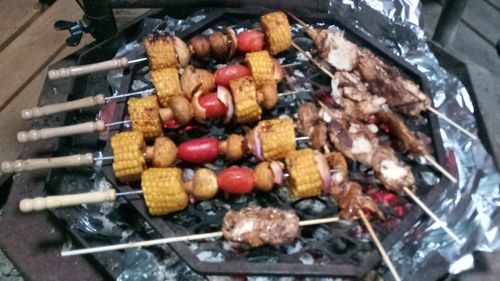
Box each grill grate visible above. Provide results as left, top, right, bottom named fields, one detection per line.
left=44, top=8, right=451, bottom=279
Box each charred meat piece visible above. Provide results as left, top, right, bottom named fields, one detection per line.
left=325, top=152, right=348, bottom=188
left=330, top=181, right=384, bottom=220
left=376, top=111, right=429, bottom=155
left=222, top=207, right=300, bottom=247
left=309, top=122, right=328, bottom=150
left=372, top=146, right=416, bottom=192
left=308, top=29, right=358, bottom=71
left=357, top=49, right=431, bottom=116
left=297, top=102, right=319, bottom=135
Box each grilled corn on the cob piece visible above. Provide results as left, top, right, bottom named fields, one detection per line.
left=150, top=68, right=183, bottom=107
left=257, top=117, right=296, bottom=161
left=260, top=11, right=292, bottom=55
left=144, top=34, right=178, bottom=70
left=245, top=51, right=275, bottom=87
left=229, top=76, right=262, bottom=124
left=141, top=168, right=188, bottom=216
left=111, top=131, right=146, bottom=182
left=128, top=96, right=163, bottom=139
left=285, top=149, right=322, bottom=198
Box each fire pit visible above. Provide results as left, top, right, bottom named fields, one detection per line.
left=12, top=7, right=456, bottom=279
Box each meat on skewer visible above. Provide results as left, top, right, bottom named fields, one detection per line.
left=222, top=207, right=300, bottom=247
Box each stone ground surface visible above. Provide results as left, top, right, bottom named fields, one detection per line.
left=0, top=208, right=23, bottom=281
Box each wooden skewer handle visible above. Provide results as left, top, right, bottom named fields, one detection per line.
left=1, top=153, right=94, bottom=173
left=19, top=190, right=117, bottom=213
left=47, top=57, right=129, bottom=80
left=17, top=121, right=106, bottom=143
left=21, top=94, right=106, bottom=120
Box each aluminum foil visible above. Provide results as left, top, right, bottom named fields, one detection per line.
left=333, top=0, right=500, bottom=279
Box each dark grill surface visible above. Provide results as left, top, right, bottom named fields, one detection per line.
left=44, top=8, right=451, bottom=279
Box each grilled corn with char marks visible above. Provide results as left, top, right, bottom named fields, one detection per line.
left=229, top=76, right=262, bottom=124
left=127, top=96, right=163, bottom=139
left=111, top=131, right=146, bottom=183
left=258, top=117, right=296, bottom=161
left=141, top=168, right=188, bottom=216
left=144, top=34, right=178, bottom=70
left=260, top=11, right=292, bottom=55
left=285, top=148, right=322, bottom=198
left=245, top=51, right=275, bottom=87
left=150, top=68, right=183, bottom=107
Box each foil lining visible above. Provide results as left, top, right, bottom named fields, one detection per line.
left=334, top=0, right=500, bottom=279
left=68, top=2, right=499, bottom=280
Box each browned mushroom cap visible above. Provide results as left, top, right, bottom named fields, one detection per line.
left=189, top=35, right=211, bottom=58
left=180, top=65, right=202, bottom=99
left=254, top=161, right=275, bottom=191
left=191, top=91, right=207, bottom=123
left=152, top=137, right=177, bottom=168
left=257, top=84, right=278, bottom=109
left=173, top=36, right=191, bottom=68
left=169, top=96, right=193, bottom=125
left=219, top=134, right=246, bottom=161
left=226, top=26, right=238, bottom=59
left=208, top=31, right=229, bottom=60
left=192, top=168, right=218, bottom=200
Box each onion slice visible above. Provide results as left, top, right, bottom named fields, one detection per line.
left=253, top=129, right=263, bottom=160
left=314, top=151, right=332, bottom=193
left=270, top=161, right=284, bottom=185
left=173, top=36, right=191, bottom=68
left=216, top=86, right=234, bottom=123
left=226, top=27, right=238, bottom=59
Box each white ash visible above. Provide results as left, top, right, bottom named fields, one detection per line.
left=285, top=240, right=303, bottom=254
left=293, top=69, right=305, bottom=78
left=299, top=252, right=315, bottom=265
left=196, top=250, right=225, bottom=262
left=313, top=227, right=331, bottom=240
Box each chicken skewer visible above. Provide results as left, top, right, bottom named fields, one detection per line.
left=316, top=102, right=463, bottom=245
left=60, top=206, right=340, bottom=256
left=293, top=43, right=457, bottom=184
left=287, top=13, right=476, bottom=140
left=47, top=11, right=292, bottom=80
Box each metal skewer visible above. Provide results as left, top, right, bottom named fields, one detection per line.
left=60, top=216, right=341, bottom=257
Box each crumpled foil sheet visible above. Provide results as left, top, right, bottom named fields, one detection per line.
left=92, top=1, right=500, bottom=280
left=333, top=0, right=500, bottom=279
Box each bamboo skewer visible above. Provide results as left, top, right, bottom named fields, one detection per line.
left=402, top=187, right=463, bottom=245
left=61, top=216, right=341, bottom=256
left=358, top=210, right=402, bottom=281
left=287, top=12, right=477, bottom=141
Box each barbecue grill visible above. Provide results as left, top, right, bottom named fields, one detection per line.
left=0, top=3, right=483, bottom=281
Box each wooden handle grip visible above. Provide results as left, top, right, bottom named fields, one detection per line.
left=21, top=94, right=106, bottom=120
left=47, top=57, right=129, bottom=80
left=17, top=120, right=106, bottom=143
left=19, top=189, right=117, bottom=213
left=1, top=153, right=94, bottom=173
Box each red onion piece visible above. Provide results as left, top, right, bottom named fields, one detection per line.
left=253, top=129, right=262, bottom=160
left=314, top=152, right=332, bottom=193
left=217, top=86, right=234, bottom=123
left=270, top=161, right=284, bottom=185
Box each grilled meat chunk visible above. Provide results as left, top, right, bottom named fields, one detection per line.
left=325, top=152, right=348, bottom=188
left=297, top=102, right=319, bottom=135
left=222, top=207, right=300, bottom=247
left=376, top=111, right=429, bottom=155
left=372, top=147, right=416, bottom=192
left=309, top=122, right=328, bottom=150
left=330, top=181, right=384, bottom=220
left=308, top=29, right=358, bottom=71
left=357, top=49, right=431, bottom=116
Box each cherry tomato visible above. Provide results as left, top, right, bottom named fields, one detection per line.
left=214, top=64, right=251, bottom=87
left=217, top=166, right=255, bottom=193
left=237, top=30, right=265, bottom=52
left=198, top=92, right=226, bottom=118
left=177, top=137, right=219, bottom=164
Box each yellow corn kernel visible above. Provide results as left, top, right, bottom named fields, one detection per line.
left=143, top=34, right=178, bottom=70
left=127, top=96, right=163, bottom=139
left=245, top=51, right=275, bottom=87
left=150, top=68, right=182, bottom=107
left=229, top=76, right=262, bottom=124
left=141, top=168, right=188, bottom=216
left=260, top=11, right=292, bottom=55
left=111, top=131, right=146, bottom=182
left=258, top=116, right=296, bottom=161
left=285, top=149, right=322, bottom=199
